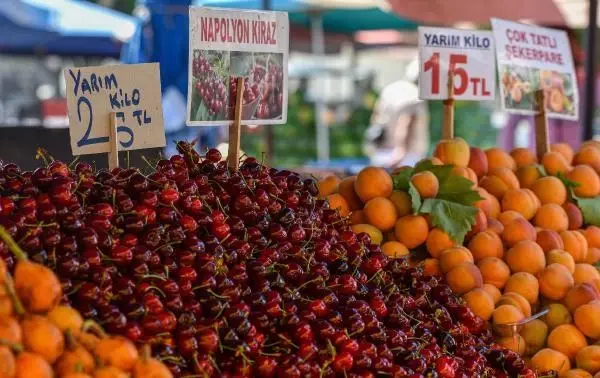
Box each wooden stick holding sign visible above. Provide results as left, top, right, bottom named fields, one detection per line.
left=108, top=112, right=119, bottom=170
left=442, top=72, right=455, bottom=140
left=534, top=89, right=549, bottom=161
left=227, top=77, right=245, bottom=169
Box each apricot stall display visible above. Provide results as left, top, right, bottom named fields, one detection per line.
left=0, top=232, right=172, bottom=378
left=320, top=137, right=600, bottom=375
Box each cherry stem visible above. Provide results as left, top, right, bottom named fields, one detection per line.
left=0, top=226, right=29, bottom=261
left=82, top=320, right=107, bottom=339
left=4, top=275, right=25, bottom=316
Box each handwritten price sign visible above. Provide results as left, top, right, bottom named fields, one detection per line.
left=418, top=27, right=496, bottom=101
left=64, top=63, right=165, bottom=156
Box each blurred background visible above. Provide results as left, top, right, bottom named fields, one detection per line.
left=0, top=0, right=598, bottom=175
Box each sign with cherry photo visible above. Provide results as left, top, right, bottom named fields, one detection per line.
left=418, top=26, right=496, bottom=101
left=187, top=7, right=289, bottom=126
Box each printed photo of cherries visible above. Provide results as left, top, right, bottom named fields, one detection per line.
left=190, top=50, right=284, bottom=123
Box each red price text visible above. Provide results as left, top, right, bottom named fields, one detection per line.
left=423, top=53, right=491, bottom=97
left=200, top=17, right=277, bottom=46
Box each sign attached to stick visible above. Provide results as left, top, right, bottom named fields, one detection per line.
left=187, top=7, right=289, bottom=126
left=418, top=26, right=496, bottom=101
left=64, top=63, right=165, bottom=156
left=491, top=18, right=578, bottom=120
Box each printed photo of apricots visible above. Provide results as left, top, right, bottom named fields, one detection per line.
left=500, top=65, right=535, bottom=111
left=537, top=69, right=576, bottom=117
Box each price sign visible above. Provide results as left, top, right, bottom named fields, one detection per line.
left=187, top=7, right=289, bottom=126
left=64, top=63, right=165, bottom=156
left=491, top=18, right=578, bottom=120
left=418, top=27, right=496, bottom=101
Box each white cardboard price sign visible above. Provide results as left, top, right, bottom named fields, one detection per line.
left=491, top=18, right=578, bottom=120
left=187, top=7, right=289, bottom=126
left=64, top=63, right=166, bottom=156
left=418, top=26, right=496, bottom=101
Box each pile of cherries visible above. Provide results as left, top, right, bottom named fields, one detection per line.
left=192, top=54, right=227, bottom=116
left=229, top=76, right=260, bottom=107
left=256, top=61, right=284, bottom=120
left=0, top=143, right=548, bottom=377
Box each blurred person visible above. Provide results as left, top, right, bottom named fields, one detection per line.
left=499, top=28, right=588, bottom=150
left=363, top=59, right=429, bottom=168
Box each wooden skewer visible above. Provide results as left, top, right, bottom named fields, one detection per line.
left=227, top=77, right=245, bottom=170
left=534, top=89, right=549, bottom=161
left=442, top=72, right=455, bottom=140
left=108, top=112, right=119, bottom=170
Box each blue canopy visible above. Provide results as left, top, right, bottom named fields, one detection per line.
left=0, top=0, right=139, bottom=57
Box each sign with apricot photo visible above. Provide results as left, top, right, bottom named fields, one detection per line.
left=491, top=18, right=578, bottom=120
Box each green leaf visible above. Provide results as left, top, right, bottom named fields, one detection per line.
left=414, top=162, right=454, bottom=185
left=408, top=182, right=422, bottom=214
left=420, top=198, right=479, bottom=244
left=576, top=196, right=600, bottom=226
left=414, top=160, right=435, bottom=173
left=557, top=172, right=580, bottom=189
left=437, top=175, right=483, bottom=206
left=392, top=167, right=414, bottom=191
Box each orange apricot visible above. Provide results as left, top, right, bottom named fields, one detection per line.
left=534, top=203, right=569, bottom=232
left=486, top=147, right=517, bottom=171
left=516, top=164, right=542, bottom=189
left=410, top=171, right=439, bottom=198
left=574, top=145, right=600, bottom=173
left=439, top=247, right=474, bottom=274
left=364, top=197, right=398, bottom=232
left=573, top=263, right=600, bottom=285
left=388, top=191, right=412, bottom=218
left=531, top=176, right=568, bottom=205
left=520, top=319, right=548, bottom=355
left=0, top=346, right=15, bottom=378
left=584, top=226, right=600, bottom=249
left=492, top=304, right=524, bottom=336
left=425, top=228, right=456, bottom=259
left=488, top=218, right=504, bottom=235
left=574, top=300, right=600, bottom=339
left=561, top=230, right=590, bottom=263
left=497, top=292, right=532, bottom=317
left=505, top=240, right=546, bottom=274
left=568, top=165, right=600, bottom=198
left=394, top=215, right=429, bottom=249
left=504, top=272, right=540, bottom=305
left=542, top=151, right=571, bottom=176
left=354, top=166, right=393, bottom=202
left=337, top=176, right=363, bottom=210
left=564, top=283, right=600, bottom=313
left=538, top=263, right=575, bottom=301
left=482, top=284, right=502, bottom=304
left=445, top=262, right=483, bottom=294
left=463, top=288, right=495, bottom=321
left=502, top=188, right=538, bottom=220
left=576, top=345, right=600, bottom=374
left=544, top=303, right=573, bottom=329
left=15, top=352, right=53, bottom=378
left=511, top=147, right=538, bottom=168
left=552, top=143, right=575, bottom=163
left=465, top=209, right=488, bottom=240
left=564, top=202, right=585, bottom=230
left=47, top=305, right=84, bottom=336
left=547, top=324, right=588, bottom=361
left=468, top=146, right=489, bottom=178
left=474, top=187, right=501, bottom=219
left=585, top=247, right=600, bottom=265
left=326, top=194, right=350, bottom=217
left=21, top=315, right=65, bottom=364
left=477, top=257, right=510, bottom=289
left=498, top=210, right=525, bottom=226
left=537, top=229, right=565, bottom=253
left=502, top=218, right=537, bottom=247
left=546, top=249, right=576, bottom=274
left=94, top=336, right=139, bottom=371
left=0, top=316, right=21, bottom=345
left=317, top=175, right=340, bottom=198
left=422, top=258, right=442, bottom=277
left=433, top=137, right=471, bottom=167
left=496, top=334, right=527, bottom=355
left=531, top=348, right=571, bottom=376
left=381, top=241, right=409, bottom=259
